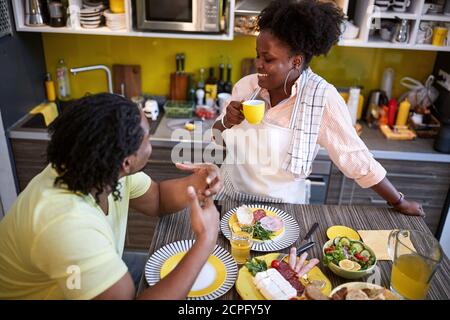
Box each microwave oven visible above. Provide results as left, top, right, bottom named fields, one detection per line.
left=135, top=0, right=222, bottom=33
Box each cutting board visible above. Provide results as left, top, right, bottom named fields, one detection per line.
left=113, top=64, right=142, bottom=98
left=241, top=58, right=257, bottom=78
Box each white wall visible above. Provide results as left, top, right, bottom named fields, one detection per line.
left=440, top=207, right=450, bottom=258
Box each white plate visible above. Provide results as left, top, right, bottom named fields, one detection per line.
left=144, top=240, right=238, bottom=300
left=220, top=204, right=300, bottom=252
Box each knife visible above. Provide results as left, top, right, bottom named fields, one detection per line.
left=300, top=222, right=319, bottom=246
left=275, top=241, right=315, bottom=262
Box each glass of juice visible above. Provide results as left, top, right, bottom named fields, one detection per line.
left=388, top=230, right=443, bottom=300
left=230, top=229, right=253, bottom=264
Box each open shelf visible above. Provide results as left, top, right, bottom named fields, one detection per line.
left=12, top=0, right=235, bottom=41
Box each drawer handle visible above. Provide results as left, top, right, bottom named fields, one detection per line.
left=369, top=197, right=430, bottom=206
left=310, top=181, right=327, bottom=187
left=387, top=172, right=437, bottom=179
left=369, top=197, right=386, bottom=204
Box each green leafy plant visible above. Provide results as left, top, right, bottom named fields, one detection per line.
left=245, top=258, right=268, bottom=276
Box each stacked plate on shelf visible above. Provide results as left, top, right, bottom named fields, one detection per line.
left=103, top=10, right=126, bottom=30
left=80, top=0, right=106, bottom=29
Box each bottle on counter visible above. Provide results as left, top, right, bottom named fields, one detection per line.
left=44, top=72, right=56, bottom=102
left=396, top=99, right=411, bottom=126
left=56, top=59, right=71, bottom=101
left=224, top=63, right=232, bottom=94
left=187, top=73, right=196, bottom=103
left=205, top=67, right=217, bottom=107
left=387, top=98, right=398, bottom=128
left=196, top=68, right=205, bottom=105
left=346, top=86, right=360, bottom=126
left=217, top=63, right=225, bottom=94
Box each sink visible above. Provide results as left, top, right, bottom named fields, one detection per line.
left=19, top=100, right=164, bottom=135
left=19, top=100, right=76, bottom=129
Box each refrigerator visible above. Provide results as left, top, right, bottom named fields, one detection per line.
left=0, top=0, right=46, bottom=214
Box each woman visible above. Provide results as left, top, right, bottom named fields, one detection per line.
left=212, top=0, right=423, bottom=216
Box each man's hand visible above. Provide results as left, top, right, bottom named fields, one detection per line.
left=176, top=163, right=223, bottom=200
left=394, top=199, right=425, bottom=217
left=187, top=186, right=219, bottom=246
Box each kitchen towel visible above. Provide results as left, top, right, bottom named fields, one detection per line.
left=357, top=229, right=415, bottom=261
left=282, top=67, right=330, bottom=177
left=30, top=102, right=58, bottom=126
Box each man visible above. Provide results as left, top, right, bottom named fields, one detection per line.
left=0, top=93, right=222, bottom=299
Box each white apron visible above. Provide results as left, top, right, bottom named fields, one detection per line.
left=217, top=89, right=316, bottom=204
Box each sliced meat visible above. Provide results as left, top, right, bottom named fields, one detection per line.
left=253, top=209, right=267, bottom=222
left=259, top=216, right=284, bottom=232
left=273, top=261, right=305, bottom=296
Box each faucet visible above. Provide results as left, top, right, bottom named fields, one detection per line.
left=70, top=65, right=113, bottom=94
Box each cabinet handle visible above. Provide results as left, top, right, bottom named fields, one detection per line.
left=369, top=197, right=386, bottom=204
left=369, top=197, right=430, bottom=206
left=387, top=172, right=437, bottom=179
left=310, top=181, right=327, bottom=187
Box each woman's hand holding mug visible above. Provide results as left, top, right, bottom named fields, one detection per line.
left=223, top=101, right=245, bottom=128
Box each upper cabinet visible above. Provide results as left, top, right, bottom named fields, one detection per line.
left=10, top=0, right=450, bottom=50
left=12, top=0, right=235, bottom=40
left=234, top=0, right=450, bottom=52
left=340, top=0, right=450, bottom=51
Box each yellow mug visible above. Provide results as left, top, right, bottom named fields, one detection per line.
left=109, top=0, right=125, bottom=13
left=242, top=100, right=265, bottom=124
left=432, top=27, right=448, bottom=46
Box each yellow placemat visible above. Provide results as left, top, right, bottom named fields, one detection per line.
left=357, top=230, right=415, bottom=261
left=30, top=102, right=58, bottom=126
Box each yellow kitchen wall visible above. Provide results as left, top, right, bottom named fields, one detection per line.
left=42, top=33, right=437, bottom=100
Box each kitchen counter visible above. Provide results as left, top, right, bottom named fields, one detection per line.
left=137, top=200, right=450, bottom=299
left=8, top=112, right=450, bottom=163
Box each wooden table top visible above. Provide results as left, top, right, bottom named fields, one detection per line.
left=137, top=201, right=450, bottom=300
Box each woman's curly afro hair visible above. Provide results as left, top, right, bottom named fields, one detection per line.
left=257, top=0, right=344, bottom=66
left=47, top=93, right=144, bottom=203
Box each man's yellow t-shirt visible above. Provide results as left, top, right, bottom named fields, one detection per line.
left=0, top=164, right=151, bottom=299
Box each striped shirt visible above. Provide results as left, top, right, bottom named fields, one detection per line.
left=224, top=74, right=386, bottom=189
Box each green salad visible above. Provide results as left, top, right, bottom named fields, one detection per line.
left=323, top=237, right=376, bottom=270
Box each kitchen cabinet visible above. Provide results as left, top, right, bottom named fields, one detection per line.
left=234, top=0, right=450, bottom=52
left=346, top=0, right=450, bottom=51
left=11, top=0, right=235, bottom=41
left=326, top=159, right=450, bottom=235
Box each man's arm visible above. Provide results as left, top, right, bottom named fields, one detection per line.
left=95, top=187, right=219, bottom=300
left=130, top=163, right=222, bottom=217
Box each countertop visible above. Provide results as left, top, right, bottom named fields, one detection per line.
left=137, top=200, right=450, bottom=300
left=8, top=112, right=450, bottom=163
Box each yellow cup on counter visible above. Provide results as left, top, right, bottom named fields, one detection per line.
left=432, top=26, right=448, bottom=46
left=242, top=100, right=265, bottom=124
left=109, top=0, right=125, bottom=13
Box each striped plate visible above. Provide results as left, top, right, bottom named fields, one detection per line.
left=221, top=204, right=300, bottom=252
left=144, top=240, right=238, bottom=300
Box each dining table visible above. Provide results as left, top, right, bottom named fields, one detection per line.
left=137, top=200, right=450, bottom=300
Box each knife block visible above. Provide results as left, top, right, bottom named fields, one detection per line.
left=170, top=73, right=188, bottom=101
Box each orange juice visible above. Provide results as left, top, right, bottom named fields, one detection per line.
left=391, top=254, right=432, bottom=300
left=230, top=231, right=252, bottom=264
